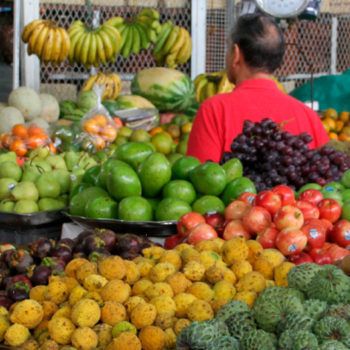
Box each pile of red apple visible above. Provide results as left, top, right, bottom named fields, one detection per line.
left=165, top=185, right=350, bottom=266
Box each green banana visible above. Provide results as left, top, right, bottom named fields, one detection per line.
left=135, top=23, right=150, bottom=50
left=69, top=30, right=85, bottom=63
left=153, top=23, right=173, bottom=57
left=95, top=30, right=107, bottom=65
left=80, top=33, right=91, bottom=66
left=122, top=25, right=133, bottom=59
left=101, top=26, right=119, bottom=55
left=132, top=25, right=141, bottom=55
left=74, top=33, right=87, bottom=63
left=140, top=8, right=159, bottom=20
left=163, top=26, right=180, bottom=55
left=104, top=17, right=124, bottom=28
left=120, top=25, right=130, bottom=51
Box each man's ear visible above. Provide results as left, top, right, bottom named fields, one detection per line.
left=232, top=44, right=240, bottom=67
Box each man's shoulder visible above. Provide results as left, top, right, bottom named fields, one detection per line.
left=200, top=91, right=236, bottom=110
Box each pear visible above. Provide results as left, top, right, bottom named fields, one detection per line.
left=0, top=199, right=15, bottom=212
left=0, top=178, right=18, bottom=201
left=29, top=145, right=50, bottom=160
left=32, top=160, right=52, bottom=173
left=38, top=198, right=65, bottom=211
left=0, top=152, right=17, bottom=165
left=14, top=199, right=39, bottom=214
left=51, top=170, right=71, bottom=194
left=11, top=182, right=39, bottom=201
left=46, top=155, right=67, bottom=171
left=56, top=195, right=68, bottom=206
left=35, top=173, right=61, bottom=199
left=0, top=161, right=22, bottom=182
left=64, top=151, right=82, bottom=171
left=69, top=168, right=85, bottom=193
left=79, top=156, right=98, bottom=170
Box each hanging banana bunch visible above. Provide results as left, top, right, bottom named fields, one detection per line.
left=68, top=21, right=121, bottom=68
left=152, top=20, right=192, bottom=69
left=22, top=19, right=71, bottom=66
left=194, top=70, right=235, bottom=103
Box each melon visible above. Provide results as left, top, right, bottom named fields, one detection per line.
left=76, top=91, right=98, bottom=111
left=8, top=87, right=41, bottom=121
left=116, top=95, right=156, bottom=110
left=38, top=94, right=60, bottom=124
left=0, top=103, right=7, bottom=112
left=25, top=118, right=50, bottom=131
left=131, top=68, right=195, bottom=112
left=0, top=107, right=25, bottom=133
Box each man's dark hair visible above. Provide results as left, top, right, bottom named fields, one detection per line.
left=229, top=13, right=285, bottom=74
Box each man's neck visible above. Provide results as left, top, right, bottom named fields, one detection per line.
left=235, top=71, right=272, bottom=86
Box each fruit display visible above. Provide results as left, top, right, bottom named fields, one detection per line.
left=22, top=19, right=71, bottom=66
left=131, top=67, right=195, bottom=112
left=220, top=117, right=350, bottom=192
left=81, top=72, right=122, bottom=102
left=321, top=108, right=350, bottom=141
left=153, top=20, right=192, bottom=69
left=68, top=21, right=121, bottom=68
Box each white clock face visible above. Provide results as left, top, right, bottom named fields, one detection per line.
left=256, top=0, right=309, bottom=18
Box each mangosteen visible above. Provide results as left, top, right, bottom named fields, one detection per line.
left=0, top=269, right=11, bottom=290
left=138, top=236, right=151, bottom=245
left=29, top=238, right=54, bottom=259
left=6, top=275, right=32, bottom=291
left=28, top=266, right=51, bottom=286
left=9, top=250, right=34, bottom=274
left=119, top=251, right=139, bottom=261
left=115, top=234, right=139, bottom=255
left=82, top=236, right=105, bottom=255
left=73, top=252, right=88, bottom=259
left=95, top=229, right=116, bottom=252
left=5, top=282, right=31, bottom=302
left=0, top=296, right=12, bottom=310
left=74, top=243, right=84, bottom=253
left=0, top=249, right=16, bottom=267
left=75, top=231, right=94, bottom=244
left=50, top=244, right=72, bottom=264
left=0, top=262, right=7, bottom=270
left=88, top=248, right=110, bottom=263
left=40, top=257, right=66, bottom=273
left=138, top=242, right=152, bottom=253
left=57, top=238, right=76, bottom=252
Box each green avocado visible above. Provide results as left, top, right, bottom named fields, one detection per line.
left=85, top=197, right=118, bottom=219
left=155, top=197, right=192, bottom=221
left=118, top=197, right=154, bottom=221
left=192, top=195, right=226, bottom=215
left=221, top=177, right=256, bottom=206
left=171, top=156, right=201, bottom=181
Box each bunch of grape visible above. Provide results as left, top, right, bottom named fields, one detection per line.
left=220, top=118, right=350, bottom=192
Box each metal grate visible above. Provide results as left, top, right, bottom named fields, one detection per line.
left=39, top=0, right=191, bottom=93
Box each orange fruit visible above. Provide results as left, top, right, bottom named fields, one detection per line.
left=12, top=124, right=28, bottom=139
left=173, top=138, right=181, bottom=144
left=149, top=127, right=164, bottom=137
left=92, top=114, right=108, bottom=127
left=322, top=121, right=330, bottom=133
left=338, top=133, right=348, bottom=141
left=26, top=135, right=47, bottom=149
left=339, top=111, right=350, bottom=123
left=94, top=136, right=106, bottom=150
left=2, top=135, right=13, bottom=149
left=164, top=131, right=173, bottom=140
left=329, top=132, right=338, bottom=140
left=324, top=118, right=336, bottom=131
left=10, top=140, right=27, bottom=157
left=47, top=143, right=56, bottom=154
left=28, top=124, right=45, bottom=136
left=100, top=124, right=117, bottom=143
left=113, top=117, right=123, bottom=128
left=84, top=119, right=100, bottom=135
left=181, top=122, right=193, bottom=134
left=335, top=121, right=344, bottom=133
left=323, top=108, right=338, bottom=120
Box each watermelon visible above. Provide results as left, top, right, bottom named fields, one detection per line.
left=131, top=68, right=195, bottom=112
left=102, top=100, right=120, bottom=116
left=76, top=91, right=98, bottom=111
left=59, top=100, right=76, bottom=119
left=183, top=101, right=200, bottom=118
left=116, top=95, right=156, bottom=110
left=64, top=109, right=86, bottom=122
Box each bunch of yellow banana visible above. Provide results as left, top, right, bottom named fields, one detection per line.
left=81, top=72, right=122, bottom=101
left=22, top=19, right=71, bottom=66
left=68, top=21, right=121, bottom=68
left=105, top=8, right=160, bottom=59
left=153, top=21, right=192, bottom=69
left=194, top=70, right=235, bottom=103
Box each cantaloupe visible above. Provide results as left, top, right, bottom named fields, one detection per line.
left=38, top=94, right=59, bottom=124
left=8, top=87, right=41, bottom=121
left=0, top=107, right=25, bottom=133
left=116, top=95, right=156, bottom=110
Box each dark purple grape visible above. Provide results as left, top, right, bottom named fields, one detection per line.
left=252, top=125, right=262, bottom=136
left=276, top=141, right=285, bottom=152
left=334, top=175, right=341, bottom=182
left=326, top=169, right=334, bottom=179
left=246, top=138, right=255, bottom=147
left=282, top=146, right=293, bottom=155
left=300, top=165, right=310, bottom=175
left=263, top=163, right=272, bottom=172
left=230, top=143, right=240, bottom=152
left=292, top=158, right=301, bottom=166
left=340, top=163, right=349, bottom=172
left=333, top=156, right=343, bottom=165
left=273, top=133, right=282, bottom=141
left=283, top=157, right=292, bottom=166
left=269, top=121, right=278, bottom=130
left=300, top=156, right=307, bottom=165
left=304, top=151, right=313, bottom=160
left=236, top=134, right=247, bottom=143
left=286, top=137, right=296, bottom=147
left=287, top=172, right=297, bottom=181
left=268, top=141, right=276, bottom=149
left=243, top=120, right=254, bottom=129
left=316, top=178, right=326, bottom=186
left=280, top=167, right=288, bottom=176
left=282, top=131, right=292, bottom=140
left=317, top=164, right=326, bottom=175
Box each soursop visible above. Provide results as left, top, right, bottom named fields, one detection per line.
left=303, top=299, right=328, bottom=321
left=206, top=336, right=241, bottom=350
left=319, top=340, right=349, bottom=350
left=279, top=330, right=295, bottom=350
left=287, top=263, right=323, bottom=293
left=215, top=300, right=251, bottom=322
left=288, top=288, right=306, bottom=303
left=276, top=312, right=315, bottom=337
left=204, top=319, right=230, bottom=337
left=325, top=303, right=350, bottom=323
left=307, top=265, right=350, bottom=305
left=225, top=311, right=256, bottom=341
left=241, top=329, right=277, bottom=350
left=252, top=293, right=303, bottom=333
left=278, top=330, right=318, bottom=350
left=313, top=316, right=350, bottom=348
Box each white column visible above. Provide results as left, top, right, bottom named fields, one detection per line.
left=13, top=0, right=21, bottom=90
left=190, top=0, right=206, bottom=79
left=330, top=16, right=338, bottom=75
left=20, top=0, right=40, bottom=92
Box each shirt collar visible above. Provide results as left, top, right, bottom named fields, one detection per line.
left=234, top=79, right=278, bottom=91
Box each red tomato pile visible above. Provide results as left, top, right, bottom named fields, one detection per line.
left=164, top=185, right=350, bottom=265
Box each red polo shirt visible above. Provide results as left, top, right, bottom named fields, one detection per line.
left=186, top=79, right=329, bottom=163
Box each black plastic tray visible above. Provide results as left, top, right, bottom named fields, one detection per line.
left=0, top=208, right=70, bottom=227
left=63, top=213, right=177, bottom=237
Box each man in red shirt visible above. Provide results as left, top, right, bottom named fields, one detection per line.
left=187, top=14, right=329, bottom=163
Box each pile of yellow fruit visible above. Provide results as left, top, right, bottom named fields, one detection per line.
left=0, top=237, right=294, bottom=350
left=321, top=108, right=350, bottom=141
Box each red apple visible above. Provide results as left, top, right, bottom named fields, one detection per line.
left=322, top=242, right=338, bottom=250
left=293, top=200, right=320, bottom=220
left=256, top=227, right=279, bottom=249
left=298, top=189, right=323, bottom=206
left=223, top=220, right=251, bottom=241
left=164, top=234, right=182, bottom=250
left=276, top=227, right=307, bottom=256
left=317, top=199, right=342, bottom=223
left=224, top=201, right=250, bottom=221
left=304, top=218, right=333, bottom=241
left=274, top=205, right=304, bottom=231
left=177, top=212, right=206, bottom=237
left=237, top=192, right=256, bottom=205
left=309, top=248, right=332, bottom=265
left=328, top=245, right=350, bottom=262
left=254, top=191, right=282, bottom=215
left=203, top=212, right=225, bottom=232
left=301, top=223, right=326, bottom=252
left=242, top=206, right=272, bottom=235
left=272, top=185, right=295, bottom=206
left=330, top=220, right=350, bottom=248
left=188, top=223, right=218, bottom=245
left=288, top=252, right=313, bottom=265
